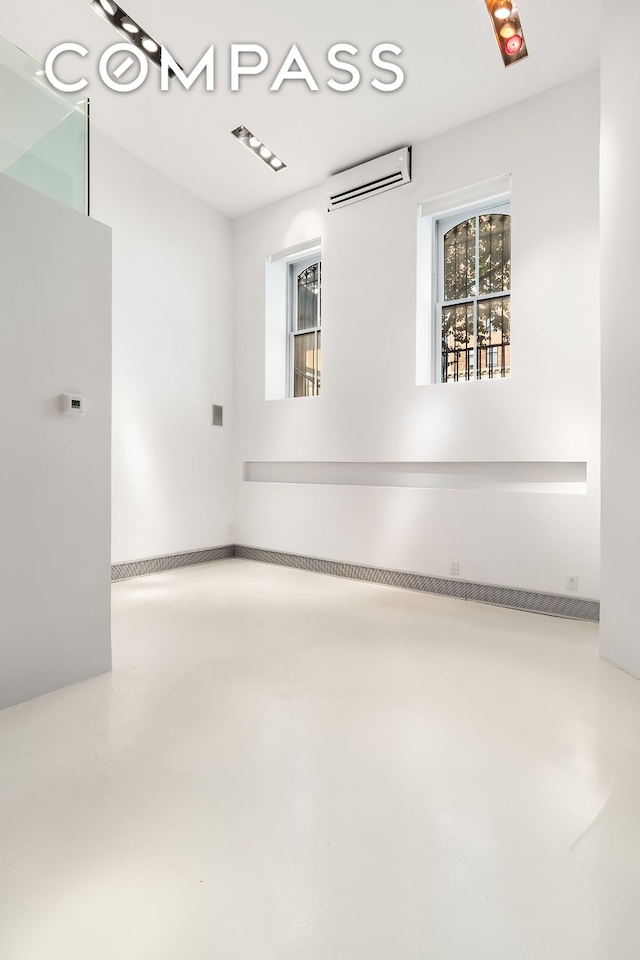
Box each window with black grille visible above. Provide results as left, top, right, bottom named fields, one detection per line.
left=436, top=200, right=511, bottom=383
left=288, top=255, right=322, bottom=398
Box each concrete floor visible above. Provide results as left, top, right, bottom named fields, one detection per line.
left=0, top=559, right=639, bottom=959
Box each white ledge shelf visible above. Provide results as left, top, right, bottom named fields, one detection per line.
left=243, top=461, right=588, bottom=494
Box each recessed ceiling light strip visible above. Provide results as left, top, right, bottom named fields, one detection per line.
left=231, top=126, right=287, bottom=173
left=484, top=0, right=528, bottom=67
left=89, top=0, right=179, bottom=75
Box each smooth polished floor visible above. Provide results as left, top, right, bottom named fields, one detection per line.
left=1, top=560, right=639, bottom=959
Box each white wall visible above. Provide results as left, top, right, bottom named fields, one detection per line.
left=0, top=173, right=112, bottom=709
left=90, top=132, right=234, bottom=564
left=233, top=73, right=601, bottom=598
left=600, top=3, right=640, bottom=674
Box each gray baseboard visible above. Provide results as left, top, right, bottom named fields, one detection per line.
left=111, top=544, right=600, bottom=623
left=233, top=546, right=600, bottom=623
left=111, top=545, right=234, bottom=582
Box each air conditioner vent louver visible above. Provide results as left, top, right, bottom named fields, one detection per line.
left=325, top=147, right=411, bottom=212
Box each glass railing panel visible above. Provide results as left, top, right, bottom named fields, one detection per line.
left=0, top=34, right=88, bottom=214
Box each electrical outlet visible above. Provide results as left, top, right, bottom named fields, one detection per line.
left=568, top=575, right=579, bottom=592
left=450, top=561, right=460, bottom=577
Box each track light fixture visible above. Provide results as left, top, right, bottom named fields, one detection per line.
left=89, top=0, right=180, bottom=76
left=484, top=0, right=528, bottom=67
left=231, top=126, right=287, bottom=173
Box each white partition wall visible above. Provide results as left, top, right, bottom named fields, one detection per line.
left=90, top=132, right=235, bottom=566
left=0, top=174, right=112, bottom=709
left=600, top=1, right=640, bottom=677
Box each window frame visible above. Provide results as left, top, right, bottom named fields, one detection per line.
left=431, top=194, right=511, bottom=384
left=287, top=253, right=322, bottom=398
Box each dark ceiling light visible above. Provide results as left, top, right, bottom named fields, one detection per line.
left=231, top=126, right=287, bottom=173
left=89, top=0, right=180, bottom=75
left=485, top=0, right=528, bottom=67
left=504, top=33, right=523, bottom=56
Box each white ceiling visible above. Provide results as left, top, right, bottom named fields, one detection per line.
left=0, top=0, right=600, bottom=218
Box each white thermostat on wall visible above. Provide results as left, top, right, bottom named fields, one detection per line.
left=61, top=393, right=85, bottom=416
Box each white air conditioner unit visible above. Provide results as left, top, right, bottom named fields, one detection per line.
left=325, top=146, right=412, bottom=212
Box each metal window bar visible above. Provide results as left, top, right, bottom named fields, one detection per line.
left=291, top=329, right=320, bottom=396
left=442, top=336, right=510, bottom=382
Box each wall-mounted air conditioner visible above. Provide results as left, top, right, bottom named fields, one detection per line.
left=325, top=146, right=412, bottom=212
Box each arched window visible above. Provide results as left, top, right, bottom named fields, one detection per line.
left=289, top=255, right=321, bottom=397
left=437, top=201, right=511, bottom=382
